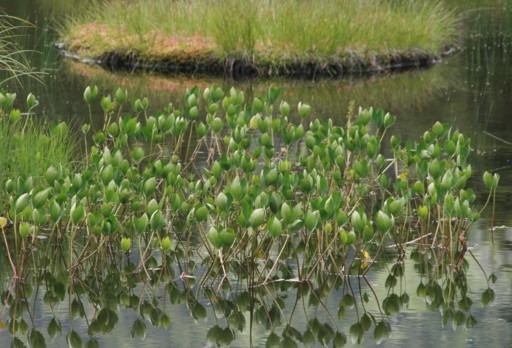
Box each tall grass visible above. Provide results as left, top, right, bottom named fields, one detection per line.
left=0, top=14, right=75, bottom=192
left=0, top=115, right=76, bottom=212
left=0, top=14, right=38, bottom=85
left=61, top=0, right=459, bottom=60
left=0, top=118, right=77, bottom=182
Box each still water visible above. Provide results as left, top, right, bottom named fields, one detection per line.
left=1, top=1, right=512, bottom=347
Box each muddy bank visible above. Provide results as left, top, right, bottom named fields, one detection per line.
left=60, top=46, right=458, bottom=79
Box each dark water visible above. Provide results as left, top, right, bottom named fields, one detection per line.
left=1, top=1, right=512, bottom=347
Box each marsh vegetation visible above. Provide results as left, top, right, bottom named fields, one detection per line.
left=0, top=84, right=498, bottom=347
left=60, top=0, right=460, bottom=77
left=0, top=1, right=510, bottom=347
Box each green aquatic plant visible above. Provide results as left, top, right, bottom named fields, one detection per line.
left=0, top=85, right=498, bottom=290
left=0, top=85, right=498, bottom=347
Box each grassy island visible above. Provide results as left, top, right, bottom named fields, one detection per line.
left=59, top=0, right=460, bottom=78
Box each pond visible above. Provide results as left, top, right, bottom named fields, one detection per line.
left=0, top=1, right=511, bottom=347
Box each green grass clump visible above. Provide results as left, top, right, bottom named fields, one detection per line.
left=0, top=92, right=77, bottom=207
left=0, top=118, right=76, bottom=179
left=60, top=0, right=459, bottom=71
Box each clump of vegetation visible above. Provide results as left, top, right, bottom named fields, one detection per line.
left=0, top=85, right=498, bottom=347
left=0, top=85, right=497, bottom=279
left=0, top=91, right=77, bottom=214
left=60, top=0, right=460, bottom=76
left=0, top=14, right=75, bottom=202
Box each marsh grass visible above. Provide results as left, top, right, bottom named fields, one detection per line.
left=61, top=0, right=459, bottom=72
left=0, top=14, right=40, bottom=85
left=0, top=94, right=77, bottom=215
left=0, top=119, right=76, bottom=180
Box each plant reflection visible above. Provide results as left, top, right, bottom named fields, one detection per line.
left=1, top=239, right=495, bottom=347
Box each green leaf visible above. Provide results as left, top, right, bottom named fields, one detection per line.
left=130, top=318, right=146, bottom=339
left=375, top=210, right=393, bottom=232
left=19, top=222, right=31, bottom=239
left=194, top=205, right=209, bottom=222
left=219, top=228, right=235, bottom=247
left=215, top=192, right=229, bottom=211
left=249, top=208, right=265, bottom=228
left=161, top=236, right=172, bottom=252
left=47, top=318, right=62, bottom=339
left=208, top=227, right=222, bottom=249
left=71, top=203, right=85, bottom=225
left=160, top=313, right=171, bottom=329
left=150, top=210, right=166, bottom=231
left=360, top=313, right=372, bottom=332
left=121, top=237, right=132, bottom=252
left=267, top=86, right=281, bottom=104
left=268, top=216, right=282, bottom=238
left=71, top=298, right=85, bottom=319
left=33, top=188, right=52, bottom=209
left=466, top=315, right=477, bottom=329
left=100, top=164, right=114, bottom=184
left=281, top=202, right=292, bottom=223
left=333, top=331, right=347, bottom=348
left=133, top=213, right=149, bottom=234
left=67, top=330, right=83, bottom=348
left=374, top=320, right=391, bottom=345
left=481, top=288, right=495, bottom=306
left=115, top=88, right=127, bottom=104
left=228, top=311, right=245, bottom=332
left=341, top=294, right=355, bottom=308
left=348, top=322, right=364, bottom=345
left=96, top=308, right=119, bottom=333
left=382, top=294, right=401, bottom=315
left=305, top=210, right=320, bottom=231
left=15, top=193, right=30, bottom=214
left=351, top=211, right=366, bottom=234
left=143, top=177, right=157, bottom=196
left=337, top=305, right=346, bottom=320
left=191, top=302, right=207, bottom=321
left=431, top=121, right=444, bottom=137
left=298, top=102, right=311, bottom=118
left=83, top=86, right=98, bottom=104
left=11, top=337, right=27, bottom=348
left=29, top=329, right=46, bottom=348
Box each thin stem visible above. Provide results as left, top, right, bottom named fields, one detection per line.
left=2, top=228, right=17, bottom=279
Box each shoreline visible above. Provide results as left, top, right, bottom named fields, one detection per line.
left=59, top=43, right=459, bottom=79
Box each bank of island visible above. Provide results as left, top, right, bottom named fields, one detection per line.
left=59, top=0, right=460, bottom=78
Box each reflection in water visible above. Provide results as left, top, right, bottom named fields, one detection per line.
left=0, top=240, right=494, bottom=347
left=58, top=58, right=457, bottom=130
